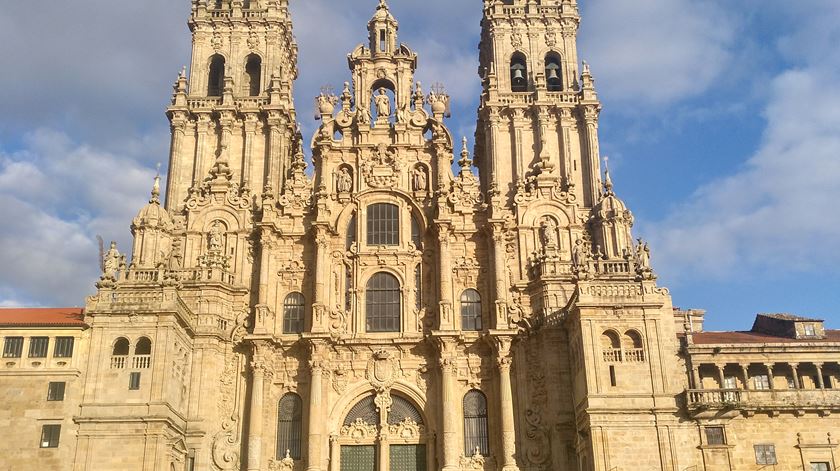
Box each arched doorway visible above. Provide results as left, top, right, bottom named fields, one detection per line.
left=334, top=394, right=428, bottom=471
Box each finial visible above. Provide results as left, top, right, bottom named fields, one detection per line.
left=378, top=0, right=388, bottom=9
left=180, top=66, right=187, bottom=78
left=582, top=60, right=591, bottom=74
left=150, top=163, right=162, bottom=204
left=459, top=137, right=472, bottom=169
left=603, top=156, right=614, bottom=194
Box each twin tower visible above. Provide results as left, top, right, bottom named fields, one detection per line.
left=80, top=1, right=686, bottom=471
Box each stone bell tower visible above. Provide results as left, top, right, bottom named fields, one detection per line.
left=165, top=0, right=300, bottom=211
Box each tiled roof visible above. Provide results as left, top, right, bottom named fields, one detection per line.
left=692, top=330, right=840, bottom=345
left=0, top=308, right=86, bottom=328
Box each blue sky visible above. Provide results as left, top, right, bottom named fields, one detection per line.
left=0, top=0, right=838, bottom=331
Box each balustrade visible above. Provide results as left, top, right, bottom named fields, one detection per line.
left=111, top=355, right=127, bottom=369
left=602, top=348, right=622, bottom=363
left=132, top=355, right=152, bottom=369
left=687, top=388, right=840, bottom=410
left=624, top=348, right=645, bottom=363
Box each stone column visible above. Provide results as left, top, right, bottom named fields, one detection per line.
left=494, top=336, right=519, bottom=471
left=690, top=365, right=700, bottom=390
left=437, top=225, right=454, bottom=330
left=437, top=338, right=459, bottom=471
left=242, top=113, right=259, bottom=187
left=740, top=364, right=751, bottom=390
left=307, top=342, right=326, bottom=471
left=247, top=355, right=267, bottom=471
left=329, top=435, right=340, bottom=471
left=581, top=106, right=602, bottom=207
left=716, top=364, right=726, bottom=389
left=791, top=363, right=801, bottom=389
left=193, top=113, right=213, bottom=184
left=265, top=111, right=284, bottom=194
left=765, top=363, right=775, bottom=390
left=816, top=363, right=825, bottom=389
left=491, top=223, right=507, bottom=328
left=165, top=115, right=188, bottom=210
left=312, top=225, right=329, bottom=332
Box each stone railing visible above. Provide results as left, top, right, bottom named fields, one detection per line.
left=111, top=355, right=128, bottom=369
left=687, top=388, right=840, bottom=411
left=132, top=355, right=152, bottom=369
left=594, top=260, right=633, bottom=276
left=624, top=348, right=645, bottom=363
left=603, top=348, right=622, bottom=363
left=124, top=267, right=235, bottom=286
left=545, top=92, right=580, bottom=104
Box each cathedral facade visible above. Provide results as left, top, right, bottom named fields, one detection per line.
left=1, top=1, right=839, bottom=470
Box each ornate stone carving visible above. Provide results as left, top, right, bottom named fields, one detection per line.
left=361, top=143, right=401, bottom=188
left=211, top=416, right=241, bottom=470
left=340, top=418, right=378, bottom=442
left=328, top=305, right=348, bottom=339
left=268, top=450, right=295, bottom=471
left=97, top=241, right=126, bottom=288
left=366, top=350, right=399, bottom=393
left=460, top=448, right=486, bottom=469
left=388, top=417, right=425, bottom=440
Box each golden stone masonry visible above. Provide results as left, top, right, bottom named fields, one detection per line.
left=1, top=1, right=838, bottom=470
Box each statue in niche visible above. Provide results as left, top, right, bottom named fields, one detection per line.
left=102, top=241, right=124, bottom=280
left=540, top=218, right=558, bottom=249
left=337, top=167, right=353, bottom=193
left=209, top=221, right=224, bottom=253
left=412, top=167, right=428, bottom=192
left=572, top=238, right=591, bottom=269
left=374, top=88, right=391, bottom=120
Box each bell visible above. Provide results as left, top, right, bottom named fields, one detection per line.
left=512, top=68, right=524, bottom=81
left=546, top=66, right=559, bottom=80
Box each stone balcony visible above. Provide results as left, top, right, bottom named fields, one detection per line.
left=686, top=388, right=840, bottom=417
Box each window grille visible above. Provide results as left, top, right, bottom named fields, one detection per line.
left=283, top=293, right=305, bottom=334
left=367, top=203, right=399, bottom=246
left=3, top=337, right=23, bottom=358
left=28, top=337, right=49, bottom=358
left=344, top=396, right=379, bottom=426
left=388, top=395, right=423, bottom=425
left=463, top=390, right=489, bottom=456
left=54, top=337, right=74, bottom=358
left=705, top=427, right=725, bottom=445
left=366, top=273, right=401, bottom=332
left=754, top=445, right=777, bottom=465
left=277, top=393, right=303, bottom=459
left=47, top=382, right=66, bottom=402
left=40, top=425, right=61, bottom=448
left=460, top=289, right=482, bottom=331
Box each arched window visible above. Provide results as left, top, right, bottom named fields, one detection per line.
left=388, top=395, right=424, bottom=425
left=460, top=289, right=482, bottom=331
left=283, top=293, right=305, bottom=334
left=510, top=52, right=528, bottom=92
left=245, top=54, right=262, bottom=97
left=133, top=337, right=152, bottom=369
left=367, top=203, right=399, bottom=246
left=545, top=53, right=563, bottom=91
left=344, top=395, right=379, bottom=426
left=623, top=330, right=645, bottom=362
left=463, top=390, right=489, bottom=456
left=208, top=54, right=226, bottom=97
left=135, top=337, right=152, bottom=355
left=112, top=338, right=130, bottom=356
left=276, top=393, right=303, bottom=459
left=411, top=215, right=422, bottom=250
left=601, top=330, right=621, bottom=363
left=366, top=272, right=401, bottom=332
left=346, top=212, right=357, bottom=250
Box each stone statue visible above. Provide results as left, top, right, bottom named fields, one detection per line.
left=374, top=88, right=391, bottom=120
left=102, top=241, right=123, bottom=280
left=412, top=167, right=428, bottom=191
left=168, top=238, right=184, bottom=270
left=336, top=167, right=353, bottom=193
left=636, top=238, right=651, bottom=269
left=357, top=106, right=371, bottom=125
left=540, top=219, right=558, bottom=249
left=572, top=238, right=590, bottom=270
left=209, top=221, right=224, bottom=253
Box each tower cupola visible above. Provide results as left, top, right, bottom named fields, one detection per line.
left=368, top=0, right=399, bottom=56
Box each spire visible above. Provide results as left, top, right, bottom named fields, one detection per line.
left=459, top=137, right=472, bottom=170
left=603, top=156, right=614, bottom=196
left=150, top=164, right=161, bottom=204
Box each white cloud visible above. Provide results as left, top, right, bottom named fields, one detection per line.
left=0, top=130, right=155, bottom=306
left=647, top=2, right=840, bottom=281
left=580, top=0, right=736, bottom=106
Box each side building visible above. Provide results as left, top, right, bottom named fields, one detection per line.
left=0, top=0, right=838, bottom=470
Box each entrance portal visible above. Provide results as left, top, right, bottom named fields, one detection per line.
left=335, top=394, right=428, bottom=471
